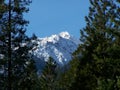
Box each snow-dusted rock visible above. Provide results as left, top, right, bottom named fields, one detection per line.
left=33, top=31, right=80, bottom=68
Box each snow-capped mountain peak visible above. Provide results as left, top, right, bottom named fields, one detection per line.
left=33, top=32, right=80, bottom=70
left=59, top=31, right=70, bottom=39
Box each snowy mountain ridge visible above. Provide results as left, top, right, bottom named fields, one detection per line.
left=33, top=31, right=80, bottom=68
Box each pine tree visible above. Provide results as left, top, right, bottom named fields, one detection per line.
left=68, top=0, right=120, bottom=90
left=0, top=0, right=37, bottom=89
left=57, top=57, right=80, bottom=90
left=39, top=57, right=58, bottom=90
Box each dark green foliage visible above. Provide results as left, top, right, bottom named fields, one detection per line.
left=57, top=58, right=79, bottom=90
left=61, top=0, right=120, bottom=90
left=0, top=0, right=120, bottom=90
left=39, top=57, right=58, bottom=90
left=58, top=56, right=97, bottom=90
left=0, top=0, right=37, bottom=89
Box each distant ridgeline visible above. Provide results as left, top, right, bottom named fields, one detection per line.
left=0, top=32, right=80, bottom=74
left=32, top=32, right=80, bottom=73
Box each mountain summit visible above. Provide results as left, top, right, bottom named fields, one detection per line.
left=33, top=32, right=80, bottom=69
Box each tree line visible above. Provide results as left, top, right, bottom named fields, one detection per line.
left=0, top=0, right=120, bottom=90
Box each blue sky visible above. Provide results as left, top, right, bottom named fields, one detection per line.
left=25, top=0, right=90, bottom=38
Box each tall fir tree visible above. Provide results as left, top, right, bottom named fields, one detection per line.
left=62, top=0, right=120, bottom=90
left=0, top=0, right=37, bottom=89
